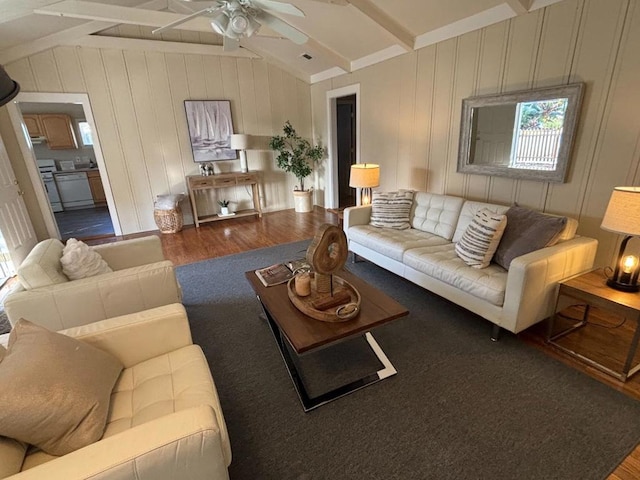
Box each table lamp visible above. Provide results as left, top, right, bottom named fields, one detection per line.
left=601, top=186, right=640, bottom=292
left=229, top=134, right=249, bottom=173
left=0, top=65, right=20, bottom=107
left=349, top=163, right=380, bottom=205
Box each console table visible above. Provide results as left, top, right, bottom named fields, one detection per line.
left=186, top=172, right=262, bottom=228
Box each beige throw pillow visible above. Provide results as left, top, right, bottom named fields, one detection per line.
left=60, top=238, right=112, bottom=280
left=455, top=208, right=507, bottom=268
left=0, top=319, right=123, bottom=456
left=370, top=190, right=415, bottom=230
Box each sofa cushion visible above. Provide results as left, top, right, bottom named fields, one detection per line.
left=17, top=239, right=68, bottom=290
left=0, top=435, right=26, bottom=479
left=411, top=193, right=464, bottom=240
left=494, top=206, right=568, bottom=269
left=60, top=238, right=113, bottom=280
left=370, top=190, right=414, bottom=230
left=455, top=208, right=507, bottom=269
left=404, top=244, right=508, bottom=306
left=103, top=344, right=231, bottom=466
left=349, top=225, right=450, bottom=262
left=0, top=319, right=123, bottom=456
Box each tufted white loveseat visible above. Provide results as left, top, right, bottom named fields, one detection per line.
left=344, top=192, right=598, bottom=338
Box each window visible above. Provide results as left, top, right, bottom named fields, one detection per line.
left=77, top=120, right=94, bottom=146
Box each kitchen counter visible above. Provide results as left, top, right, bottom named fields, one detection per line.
left=53, top=167, right=99, bottom=174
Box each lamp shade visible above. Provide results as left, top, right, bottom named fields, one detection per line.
left=229, top=134, right=249, bottom=150
left=0, top=65, right=19, bottom=107
left=349, top=164, right=380, bottom=188
left=601, top=187, right=640, bottom=236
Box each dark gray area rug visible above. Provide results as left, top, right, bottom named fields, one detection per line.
left=176, top=240, right=640, bottom=480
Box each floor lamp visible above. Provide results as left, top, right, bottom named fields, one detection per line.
left=601, top=186, right=640, bottom=292
left=229, top=134, right=249, bottom=173
left=349, top=164, right=380, bottom=206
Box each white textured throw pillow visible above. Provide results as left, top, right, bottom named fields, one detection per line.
left=60, top=238, right=112, bottom=280
left=455, top=208, right=507, bottom=269
left=370, top=190, right=415, bottom=230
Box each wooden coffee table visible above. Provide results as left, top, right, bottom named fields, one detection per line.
left=246, top=268, right=409, bottom=411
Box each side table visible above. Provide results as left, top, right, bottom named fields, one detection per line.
left=327, top=207, right=346, bottom=228
left=546, top=268, right=640, bottom=381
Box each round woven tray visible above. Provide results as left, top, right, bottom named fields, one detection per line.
left=287, top=273, right=361, bottom=322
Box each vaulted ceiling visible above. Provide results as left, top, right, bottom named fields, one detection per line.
left=0, top=0, right=566, bottom=83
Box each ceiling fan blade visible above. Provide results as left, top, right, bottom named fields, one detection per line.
left=152, top=7, right=220, bottom=34
left=254, top=11, right=308, bottom=44
left=223, top=37, right=240, bottom=52
left=251, top=0, right=305, bottom=17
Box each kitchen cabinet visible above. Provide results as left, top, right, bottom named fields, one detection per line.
left=87, top=170, right=106, bottom=206
left=24, top=114, right=78, bottom=149
left=40, top=114, right=78, bottom=150
left=23, top=115, right=44, bottom=137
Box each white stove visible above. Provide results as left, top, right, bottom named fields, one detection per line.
left=37, top=159, right=63, bottom=212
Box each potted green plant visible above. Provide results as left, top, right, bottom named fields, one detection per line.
left=217, top=199, right=230, bottom=216
left=270, top=120, right=325, bottom=213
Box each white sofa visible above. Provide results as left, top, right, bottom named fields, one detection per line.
left=0, top=304, right=231, bottom=480
left=344, top=192, right=598, bottom=338
left=4, top=236, right=182, bottom=331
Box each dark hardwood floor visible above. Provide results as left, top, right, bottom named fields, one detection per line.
left=89, top=206, right=640, bottom=479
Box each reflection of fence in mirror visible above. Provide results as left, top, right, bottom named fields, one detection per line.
left=511, top=98, right=567, bottom=171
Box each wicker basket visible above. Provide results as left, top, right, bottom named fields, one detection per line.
left=154, top=206, right=184, bottom=234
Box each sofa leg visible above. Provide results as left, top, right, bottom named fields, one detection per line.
left=352, top=252, right=361, bottom=263
left=491, top=325, right=502, bottom=342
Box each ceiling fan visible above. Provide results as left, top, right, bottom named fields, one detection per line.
left=152, top=0, right=309, bottom=52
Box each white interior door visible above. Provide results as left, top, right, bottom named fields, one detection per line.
left=0, top=134, right=37, bottom=268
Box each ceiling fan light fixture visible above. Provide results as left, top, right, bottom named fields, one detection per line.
left=229, top=11, right=250, bottom=34
left=210, top=13, right=229, bottom=36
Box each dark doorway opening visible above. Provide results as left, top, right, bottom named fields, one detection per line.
left=336, top=94, right=356, bottom=208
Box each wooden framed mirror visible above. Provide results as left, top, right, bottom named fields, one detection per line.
left=457, top=83, right=584, bottom=183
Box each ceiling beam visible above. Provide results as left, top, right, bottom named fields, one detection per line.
left=0, top=20, right=112, bottom=64
left=346, top=0, right=414, bottom=51
left=305, top=38, right=351, bottom=73
left=0, top=0, right=167, bottom=64
left=504, top=0, right=533, bottom=15
left=240, top=39, right=311, bottom=83
left=61, top=35, right=259, bottom=58
left=33, top=0, right=214, bottom=33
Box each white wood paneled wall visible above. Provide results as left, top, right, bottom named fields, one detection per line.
left=312, top=0, right=640, bottom=268
left=3, top=47, right=312, bottom=234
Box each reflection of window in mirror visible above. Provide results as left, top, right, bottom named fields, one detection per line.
left=77, top=120, right=93, bottom=146
left=510, top=98, right=568, bottom=171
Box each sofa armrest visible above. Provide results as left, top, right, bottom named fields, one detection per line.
left=501, top=236, right=598, bottom=333
left=4, top=261, right=182, bottom=330
left=343, top=205, right=372, bottom=235
left=9, top=405, right=229, bottom=480
left=91, top=236, right=166, bottom=271
left=61, top=303, right=192, bottom=367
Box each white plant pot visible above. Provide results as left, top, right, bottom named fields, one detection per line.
left=293, top=190, right=313, bottom=213
left=220, top=206, right=229, bottom=215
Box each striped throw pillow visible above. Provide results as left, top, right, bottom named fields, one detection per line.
left=370, top=190, right=414, bottom=230
left=455, top=208, right=507, bottom=269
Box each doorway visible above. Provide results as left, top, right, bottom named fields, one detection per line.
left=336, top=95, right=356, bottom=208
left=6, top=92, right=121, bottom=241
left=326, top=84, right=360, bottom=209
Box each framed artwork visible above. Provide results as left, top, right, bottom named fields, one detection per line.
left=184, top=100, right=237, bottom=162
